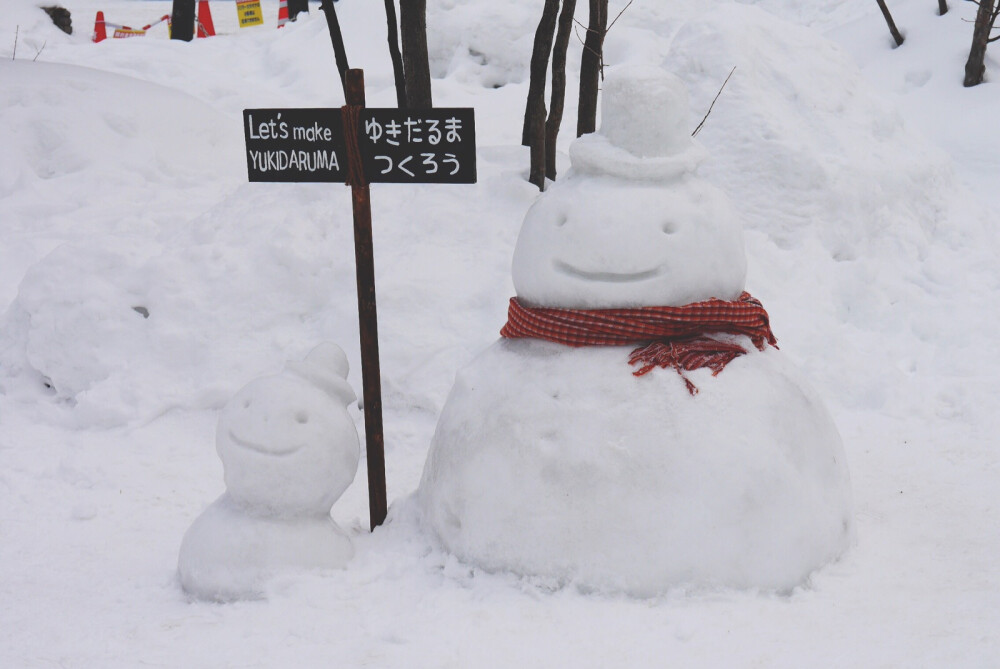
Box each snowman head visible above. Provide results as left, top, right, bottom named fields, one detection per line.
left=216, top=342, right=360, bottom=516
left=511, top=66, right=747, bottom=309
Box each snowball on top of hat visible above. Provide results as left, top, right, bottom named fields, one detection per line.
left=216, top=342, right=360, bottom=516
left=569, top=65, right=710, bottom=181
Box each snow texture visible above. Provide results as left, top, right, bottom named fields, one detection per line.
left=1, top=0, right=998, bottom=666
left=420, top=340, right=853, bottom=594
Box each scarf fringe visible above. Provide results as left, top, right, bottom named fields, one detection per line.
left=628, top=338, right=750, bottom=395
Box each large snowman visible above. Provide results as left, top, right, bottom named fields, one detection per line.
left=178, top=342, right=360, bottom=601
left=418, top=66, right=853, bottom=595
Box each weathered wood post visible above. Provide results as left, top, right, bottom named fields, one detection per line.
left=341, top=70, right=389, bottom=530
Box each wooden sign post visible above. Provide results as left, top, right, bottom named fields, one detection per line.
left=242, top=73, right=476, bottom=530
left=342, top=70, right=387, bottom=532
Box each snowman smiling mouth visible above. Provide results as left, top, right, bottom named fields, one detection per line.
left=554, top=260, right=663, bottom=283
left=228, top=431, right=303, bottom=457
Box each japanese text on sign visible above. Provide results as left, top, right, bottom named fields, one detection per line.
left=360, top=108, right=476, bottom=184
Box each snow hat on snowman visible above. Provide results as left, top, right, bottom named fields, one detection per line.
left=284, top=341, right=357, bottom=407
left=569, top=65, right=709, bottom=182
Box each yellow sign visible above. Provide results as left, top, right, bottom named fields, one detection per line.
left=113, top=28, right=146, bottom=38
left=236, top=0, right=264, bottom=28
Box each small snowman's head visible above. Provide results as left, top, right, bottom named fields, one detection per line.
left=511, top=66, right=747, bottom=309
left=216, top=342, right=360, bottom=516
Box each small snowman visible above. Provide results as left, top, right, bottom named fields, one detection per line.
left=178, top=342, right=360, bottom=601
left=418, top=66, right=853, bottom=595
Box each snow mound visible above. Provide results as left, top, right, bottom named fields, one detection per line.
left=419, top=341, right=853, bottom=594
left=663, top=6, right=957, bottom=260
left=0, top=62, right=365, bottom=426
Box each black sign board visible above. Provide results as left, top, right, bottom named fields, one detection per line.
left=244, top=108, right=347, bottom=183
left=359, top=108, right=476, bottom=184
left=243, top=107, right=476, bottom=184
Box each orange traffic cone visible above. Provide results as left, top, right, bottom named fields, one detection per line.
left=277, top=0, right=289, bottom=28
left=196, top=1, right=215, bottom=38
left=92, top=11, right=107, bottom=42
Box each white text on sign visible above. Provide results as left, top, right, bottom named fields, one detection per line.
left=374, top=153, right=461, bottom=178
left=247, top=114, right=336, bottom=143
left=364, top=117, right=464, bottom=147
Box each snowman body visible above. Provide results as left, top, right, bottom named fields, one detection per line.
left=178, top=494, right=354, bottom=600
left=178, top=343, right=360, bottom=601
left=417, top=67, right=853, bottom=594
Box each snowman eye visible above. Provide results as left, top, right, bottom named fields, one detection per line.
left=295, top=412, right=309, bottom=424
left=661, top=220, right=677, bottom=235
left=554, top=213, right=568, bottom=227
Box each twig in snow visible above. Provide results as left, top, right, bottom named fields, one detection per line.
left=12, top=25, right=18, bottom=59
left=692, top=66, right=736, bottom=137
left=34, top=41, right=46, bottom=62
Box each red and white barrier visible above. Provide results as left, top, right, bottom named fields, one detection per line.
left=143, top=15, right=171, bottom=31
left=277, top=0, right=289, bottom=28
left=92, top=11, right=175, bottom=42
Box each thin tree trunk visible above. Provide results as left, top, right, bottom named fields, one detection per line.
left=529, top=99, right=547, bottom=191
left=964, top=0, right=997, bottom=87
left=938, top=0, right=948, bottom=16
left=288, top=0, right=308, bottom=21
left=522, top=0, right=561, bottom=148
left=577, top=0, right=608, bottom=137
left=319, top=0, right=350, bottom=92
left=400, top=0, right=433, bottom=109
left=383, top=0, right=407, bottom=107
left=876, top=0, right=905, bottom=47
left=170, top=0, right=195, bottom=41
left=545, top=0, right=578, bottom=181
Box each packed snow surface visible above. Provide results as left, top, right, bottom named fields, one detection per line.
left=1, top=0, right=999, bottom=667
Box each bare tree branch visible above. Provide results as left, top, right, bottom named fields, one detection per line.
left=606, top=0, right=634, bottom=32
left=692, top=67, right=736, bottom=138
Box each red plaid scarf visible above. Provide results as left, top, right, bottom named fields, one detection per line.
left=500, top=292, right=778, bottom=394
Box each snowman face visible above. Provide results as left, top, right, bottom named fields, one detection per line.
left=217, top=375, right=360, bottom=514
left=511, top=175, right=747, bottom=309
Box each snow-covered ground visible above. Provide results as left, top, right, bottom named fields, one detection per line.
left=1, top=0, right=997, bottom=666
